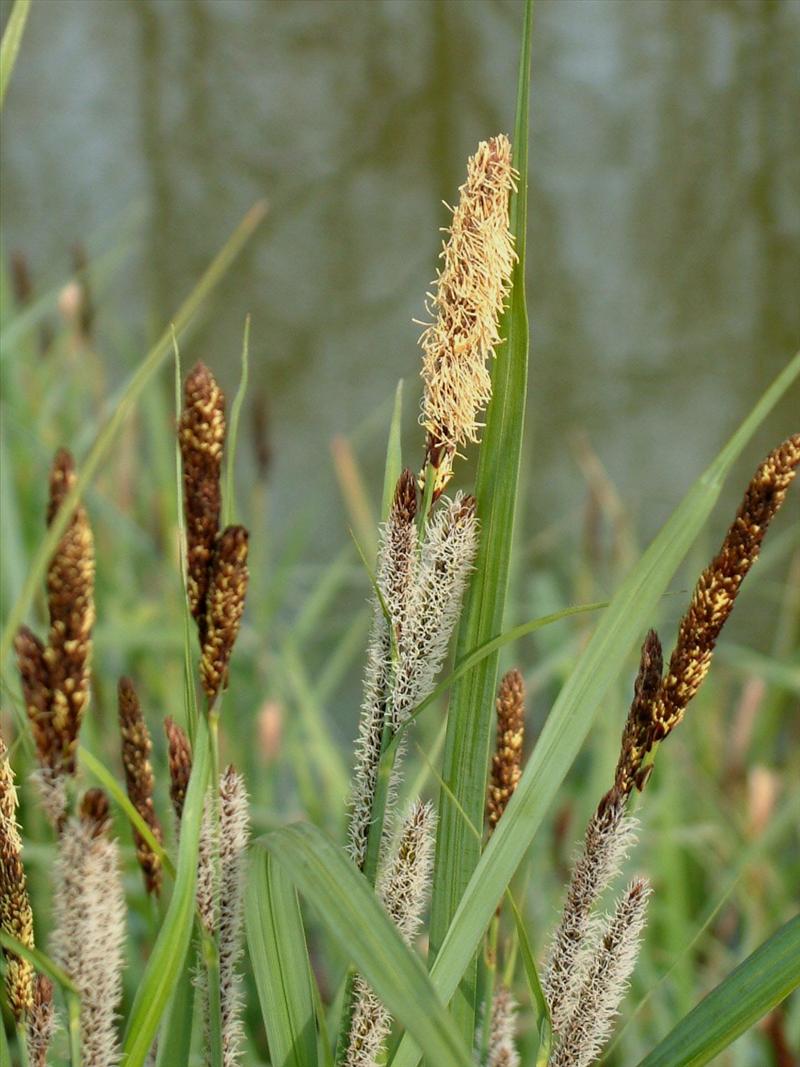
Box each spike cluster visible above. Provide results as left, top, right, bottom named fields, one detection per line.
left=118, top=678, right=164, bottom=895
left=347, top=473, right=478, bottom=869
left=165, top=716, right=193, bottom=823
left=419, top=134, right=517, bottom=493
left=179, top=363, right=250, bottom=704
left=196, top=769, right=251, bottom=1066
left=346, top=802, right=436, bottom=1067
left=52, top=789, right=125, bottom=1067
left=486, top=669, right=525, bottom=833
left=548, top=880, right=651, bottom=1067
left=0, top=740, right=35, bottom=1020
left=14, top=451, right=95, bottom=820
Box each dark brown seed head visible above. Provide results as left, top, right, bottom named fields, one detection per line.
left=200, top=525, right=250, bottom=703
left=164, top=717, right=193, bottom=822
left=654, top=434, right=800, bottom=738
left=613, top=630, right=663, bottom=797
left=44, top=448, right=95, bottom=775
left=0, top=740, right=35, bottom=1019
left=487, top=668, right=525, bottom=833
left=79, top=788, right=111, bottom=838
left=179, top=362, right=226, bottom=630
left=117, top=678, right=163, bottom=896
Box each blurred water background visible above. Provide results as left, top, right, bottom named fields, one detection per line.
left=2, top=0, right=798, bottom=586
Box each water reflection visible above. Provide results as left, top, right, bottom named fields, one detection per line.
left=2, top=0, right=798, bottom=555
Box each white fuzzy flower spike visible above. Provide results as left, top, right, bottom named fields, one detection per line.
left=549, top=879, right=651, bottom=1067
left=52, top=790, right=125, bottom=1067
left=487, top=986, right=520, bottom=1067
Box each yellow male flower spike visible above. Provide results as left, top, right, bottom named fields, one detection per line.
left=419, top=134, right=516, bottom=493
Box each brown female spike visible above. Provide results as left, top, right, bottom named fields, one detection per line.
left=118, top=678, right=164, bottom=895
left=165, top=716, right=193, bottom=823
left=0, top=740, right=35, bottom=1020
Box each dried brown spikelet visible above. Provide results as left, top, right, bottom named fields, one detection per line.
left=0, top=740, right=35, bottom=1020
left=419, top=134, right=517, bottom=492
left=612, top=630, right=663, bottom=797
left=179, top=362, right=226, bottom=629
left=27, top=974, right=56, bottom=1067
left=79, top=787, right=111, bottom=835
left=655, top=434, right=800, bottom=739
left=487, top=668, right=525, bottom=833
left=200, top=525, right=250, bottom=703
left=118, top=678, right=163, bottom=895
left=165, top=716, right=193, bottom=823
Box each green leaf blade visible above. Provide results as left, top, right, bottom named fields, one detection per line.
left=256, top=823, right=475, bottom=1067
left=637, top=916, right=800, bottom=1067
left=245, top=847, right=319, bottom=1067
left=427, top=0, right=534, bottom=1039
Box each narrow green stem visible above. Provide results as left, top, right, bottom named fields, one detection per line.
left=418, top=462, right=436, bottom=535
left=67, top=995, right=81, bottom=1067
left=15, top=1022, right=30, bottom=1067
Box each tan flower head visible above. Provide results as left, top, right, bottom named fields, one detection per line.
left=200, top=525, right=250, bottom=703
left=419, top=134, right=516, bottom=493
left=179, top=362, right=226, bottom=630
left=612, top=630, right=663, bottom=797
left=118, top=678, right=164, bottom=895
left=487, top=668, right=525, bottom=833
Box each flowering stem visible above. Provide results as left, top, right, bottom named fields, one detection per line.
left=480, top=915, right=500, bottom=1066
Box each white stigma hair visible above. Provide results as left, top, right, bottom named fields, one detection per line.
left=347, top=484, right=478, bottom=869
left=549, top=879, right=651, bottom=1067
left=196, top=769, right=251, bottom=1067
left=52, top=814, right=125, bottom=1067
left=542, top=790, right=638, bottom=1036
left=486, top=986, right=520, bottom=1067
left=345, top=801, right=436, bottom=1067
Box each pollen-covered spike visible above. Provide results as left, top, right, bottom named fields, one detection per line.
left=200, top=525, right=249, bottom=703
left=164, top=716, right=193, bottom=824
left=347, top=470, right=419, bottom=869
left=419, top=134, right=517, bottom=490
left=613, top=630, right=663, bottom=797
left=118, top=678, right=164, bottom=895
left=0, top=740, right=35, bottom=1020
left=655, top=434, right=799, bottom=739
left=486, top=986, right=521, bottom=1067
left=179, top=362, right=226, bottom=630
left=44, top=448, right=95, bottom=775
left=27, top=974, right=56, bottom=1067
left=486, top=669, right=525, bottom=833
left=549, top=879, right=651, bottom=1067
left=53, top=792, right=125, bottom=1067
left=542, top=789, right=638, bottom=1037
